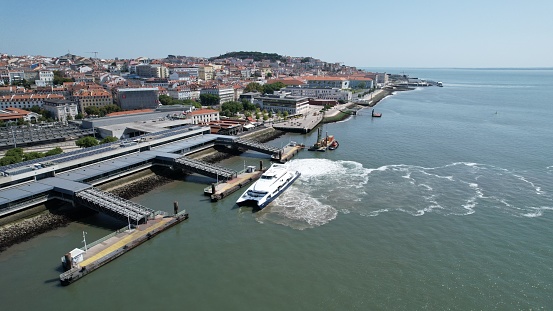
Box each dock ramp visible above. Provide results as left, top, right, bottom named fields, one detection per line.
left=75, top=188, right=154, bottom=224
left=219, top=138, right=282, bottom=156
left=174, top=156, right=236, bottom=181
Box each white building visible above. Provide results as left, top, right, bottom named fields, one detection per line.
left=281, top=86, right=352, bottom=101
left=200, top=86, right=234, bottom=104
left=186, top=108, right=220, bottom=124
left=254, top=93, right=310, bottom=115
left=304, top=77, right=350, bottom=89
left=43, top=99, right=79, bottom=122
left=168, top=86, right=192, bottom=100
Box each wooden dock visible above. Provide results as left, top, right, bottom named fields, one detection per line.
left=59, top=211, right=189, bottom=286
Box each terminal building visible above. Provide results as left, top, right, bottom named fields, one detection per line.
left=115, top=88, right=159, bottom=110
left=254, top=92, right=309, bottom=115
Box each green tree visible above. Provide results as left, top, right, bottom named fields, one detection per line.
left=283, top=111, right=289, bottom=118
left=44, top=147, right=63, bottom=156
left=75, top=136, right=99, bottom=148
left=266, top=72, right=273, bottom=78
left=85, top=106, right=101, bottom=116
left=221, top=101, right=244, bottom=116
left=53, top=71, right=74, bottom=85
left=75, top=113, right=84, bottom=120
left=244, top=82, right=263, bottom=93
left=262, top=82, right=285, bottom=94
left=199, top=94, right=220, bottom=107
left=101, top=136, right=118, bottom=144
left=5, top=148, right=24, bottom=162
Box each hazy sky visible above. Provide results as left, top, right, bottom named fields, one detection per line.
left=2, top=0, right=552, bottom=68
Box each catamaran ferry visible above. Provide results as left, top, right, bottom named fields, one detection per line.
left=235, top=163, right=301, bottom=209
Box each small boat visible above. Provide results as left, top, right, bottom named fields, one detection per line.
left=308, top=128, right=335, bottom=152
left=328, top=140, right=339, bottom=150
left=437, top=81, right=443, bottom=87
left=371, top=109, right=382, bottom=118
left=236, top=163, right=301, bottom=209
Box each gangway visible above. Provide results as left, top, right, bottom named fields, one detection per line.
left=75, top=187, right=154, bottom=224
left=174, top=156, right=236, bottom=181
left=216, top=138, right=283, bottom=157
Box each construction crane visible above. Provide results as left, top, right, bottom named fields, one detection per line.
left=86, top=51, right=99, bottom=58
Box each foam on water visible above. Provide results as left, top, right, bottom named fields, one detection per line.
left=255, top=159, right=553, bottom=227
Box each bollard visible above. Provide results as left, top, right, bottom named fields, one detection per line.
left=174, top=201, right=179, bottom=215
left=259, top=160, right=263, bottom=171
left=212, top=183, right=216, bottom=195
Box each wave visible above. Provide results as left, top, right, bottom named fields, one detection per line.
left=255, top=159, right=553, bottom=228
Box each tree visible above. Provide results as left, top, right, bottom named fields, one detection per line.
left=283, top=111, right=289, bottom=118
left=75, top=136, right=99, bottom=148
left=44, top=147, right=63, bottom=156
left=85, top=106, right=101, bottom=116
left=53, top=71, right=73, bottom=85
left=199, top=94, right=220, bottom=107
left=221, top=101, right=243, bottom=116
left=244, top=82, right=263, bottom=93
left=266, top=72, right=273, bottom=78
left=262, top=82, right=285, bottom=94
left=101, top=136, right=118, bottom=144
left=75, top=113, right=84, bottom=120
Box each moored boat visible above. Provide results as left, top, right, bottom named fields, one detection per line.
left=371, top=109, right=382, bottom=118
left=328, top=140, right=339, bottom=150
left=308, top=128, right=335, bottom=152
left=235, top=163, right=301, bottom=209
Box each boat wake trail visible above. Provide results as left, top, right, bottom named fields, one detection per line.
left=256, top=159, right=553, bottom=227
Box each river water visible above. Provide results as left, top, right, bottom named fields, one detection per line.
left=1, top=68, right=552, bottom=310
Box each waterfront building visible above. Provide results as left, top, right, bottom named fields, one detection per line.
left=304, top=76, right=350, bottom=89
left=254, top=93, right=309, bottom=115
left=42, top=99, right=79, bottom=122
left=281, top=86, right=352, bottom=101
left=115, top=88, right=159, bottom=110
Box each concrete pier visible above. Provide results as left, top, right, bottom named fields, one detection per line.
left=205, top=168, right=264, bottom=202
left=59, top=211, right=189, bottom=286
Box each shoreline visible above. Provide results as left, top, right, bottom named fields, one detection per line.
left=0, top=128, right=285, bottom=252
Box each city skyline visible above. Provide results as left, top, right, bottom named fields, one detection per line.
left=2, top=0, right=553, bottom=68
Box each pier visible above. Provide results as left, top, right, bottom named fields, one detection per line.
left=60, top=211, right=189, bottom=286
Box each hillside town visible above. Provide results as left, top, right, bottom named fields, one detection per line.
left=0, top=51, right=389, bottom=156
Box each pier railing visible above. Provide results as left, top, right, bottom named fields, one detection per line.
left=83, top=226, right=130, bottom=251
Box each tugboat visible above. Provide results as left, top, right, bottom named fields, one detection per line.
left=308, top=128, right=335, bottom=152
left=371, top=109, right=382, bottom=118
left=328, top=140, right=339, bottom=150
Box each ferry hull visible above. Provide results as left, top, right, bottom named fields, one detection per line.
left=236, top=171, right=301, bottom=210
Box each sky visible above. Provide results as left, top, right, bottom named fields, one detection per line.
left=1, top=0, right=552, bottom=68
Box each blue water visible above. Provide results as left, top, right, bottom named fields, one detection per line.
left=1, top=68, right=552, bottom=310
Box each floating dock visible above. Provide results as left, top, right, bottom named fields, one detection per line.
left=205, top=164, right=264, bottom=202
left=59, top=211, right=189, bottom=286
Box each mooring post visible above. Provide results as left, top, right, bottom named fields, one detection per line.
left=212, top=183, right=216, bottom=195
left=259, top=160, right=263, bottom=171
left=174, top=201, right=178, bottom=215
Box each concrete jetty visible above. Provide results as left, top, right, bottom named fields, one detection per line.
left=59, top=211, right=189, bottom=286
left=205, top=164, right=264, bottom=202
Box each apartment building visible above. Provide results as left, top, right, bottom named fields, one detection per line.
left=0, top=94, right=65, bottom=110
left=73, top=88, right=113, bottom=113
